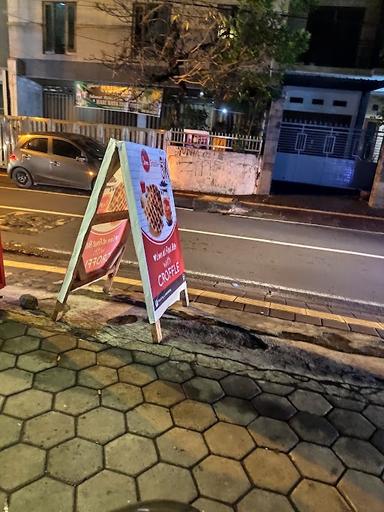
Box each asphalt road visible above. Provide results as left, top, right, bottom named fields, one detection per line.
left=1, top=174, right=384, bottom=306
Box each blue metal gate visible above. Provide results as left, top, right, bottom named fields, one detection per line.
left=273, top=122, right=379, bottom=189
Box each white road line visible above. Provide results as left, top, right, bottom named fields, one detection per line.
left=1, top=203, right=383, bottom=259
left=228, top=213, right=384, bottom=236
left=0, top=205, right=82, bottom=218
left=0, top=185, right=88, bottom=198
left=179, top=228, right=384, bottom=260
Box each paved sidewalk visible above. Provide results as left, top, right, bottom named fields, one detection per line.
left=1, top=318, right=384, bottom=512
left=5, top=256, right=384, bottom=338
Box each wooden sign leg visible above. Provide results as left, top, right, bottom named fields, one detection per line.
left=52, top=301, right=65, bottom=321
left=103, top=273, right=114, bottom=295
left=151, top=321, right=163, bottom=343
left=181, top=289, right=190, bottom=307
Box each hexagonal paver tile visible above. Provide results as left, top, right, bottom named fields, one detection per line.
left=0, top=351, right=16, bottom=370
left=292, top=479, right=351, bottom=512
left=0, top=444, right=45, bottom=491
left=144, top=380, right=185, bottom=407
left=289, top=390, right=331, bottom=416
left=259, top=380, right=294, bottom=396
left=372, top=429, right=384, bottom=454
left=248, top=416, right=298, bottom=452
left=157, top=427, right=208, bottom=467
left=221, top=374, right=260, bottom=399
left=193, top=498, right=233, bottom=512
left=96, top=347, right=133, bottom=368
left=0, top=414, right=22, bottom=449
left=194, top=365, right=227, bottom=380
left=78, top=365, right=118, bottom=389
left=328, top=408, right=375, bottom=439
left=290, top=412, right=339, bottom=446
left=78, top=339, right=107, bottom=352
left=363, top=405, right=384, bottom=429
left=171, top=399, right=217, bottom=432
left=0, top=321, right=26, bottom=339
left=245, top=448, right=299, bottom=493
left=183, top=377, right=224, bottom=403
left=59, top=349, right=96, bottom=370
left=156, top=361, right=194, bottom=383
left=193, top=455, right=250, bottom=504
left=0, top=368, right=33, bottom=395
left=41, top=333, right=77, bottom=353
left=27, top=327, right=55, bottom=339
left=17, top=349, right=57, bottom=372
left=238, top=489, right=294, bottom=512
left=118, top=363, right=157, bottom=386
left=77, top=470, right=137, bottom=512
left=126, top=403, right=172, bottom=438
left=24, top=411, right=75, bottom=449
left=78, top=407, right=125, bottom=444
left=132, top=351, right=166, bottom=366
left=4, top=389, right=52, bottom=419
left=139, top=463, right=197, bottom=502
left=333, top=437, right=384, bottom=475
left=290, top=442, right=345, bottom=483
left=252, top=393, right=296, bottom=420
left=35, top=367, right=76, bottom=392
left=55, top=386, right=99, bottom=415
left=48, top=438, right=103, bottom=484
left=326, top=395, right=366, bottom=412
left=102, top=382, right=143, bottom=411
left=9, top=477, right=74, bottom=512
left=106, top=432, right=157, bottom=476
left=213, top=396, right=257, bottom=426
left=2, top=335, right=40, bottom=354
left=205, top=422, right=254, bottom=460
left=338, top=470, right=384, bottom=512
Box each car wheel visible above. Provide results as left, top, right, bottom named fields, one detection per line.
left=12, top=168, right=33, bottom=189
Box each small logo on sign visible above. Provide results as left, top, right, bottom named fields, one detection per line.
left=141, top=149, right=150, bottom=172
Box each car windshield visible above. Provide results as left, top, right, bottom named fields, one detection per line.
left=75, top=137, right=106, bottom=159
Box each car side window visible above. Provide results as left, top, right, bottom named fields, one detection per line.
left=53, top=139, right=82, bottom=159
left=23, top=138, right=48, bottom=153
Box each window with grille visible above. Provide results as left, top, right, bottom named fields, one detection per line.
left=132, top=3, right=171, bottom=51
left=43, top=2, right=76, bottom=54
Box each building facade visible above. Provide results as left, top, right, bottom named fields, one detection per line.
left=269, top=0, right=384, bottom=191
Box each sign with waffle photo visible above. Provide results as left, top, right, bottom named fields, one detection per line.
left=119, top=142, right=188, bottom=325
left=54, top=139, right=188, bottom=342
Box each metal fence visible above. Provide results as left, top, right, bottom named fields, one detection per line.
left=277, top=122, right=382, bottom=163
left=170, top=128, right=263, bottom=155
left=0, top=115, right=264, bottom=167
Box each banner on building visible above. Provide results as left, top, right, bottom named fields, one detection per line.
left=75, top=82, right=163, bottom=117
left=53, top=139, right=188, bottom=341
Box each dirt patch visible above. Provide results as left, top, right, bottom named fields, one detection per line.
left=162, top=317, right=267, bottom=351
left=0, top=212, right=75, bottom=234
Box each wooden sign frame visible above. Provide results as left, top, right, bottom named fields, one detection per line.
left=53, top=139, right=188, bottom=343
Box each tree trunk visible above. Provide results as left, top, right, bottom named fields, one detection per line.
left=369, top=138, right=384, bottom=208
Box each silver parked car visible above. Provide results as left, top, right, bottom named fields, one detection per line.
left=7, top=132, right=106, bottom=190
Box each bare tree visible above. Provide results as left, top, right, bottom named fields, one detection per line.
left=95, top=0, right=311, bottom=104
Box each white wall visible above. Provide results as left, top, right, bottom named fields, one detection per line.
left=167, top=146, right=261, bottom=195
left=7, top=0, right=127, bottom=62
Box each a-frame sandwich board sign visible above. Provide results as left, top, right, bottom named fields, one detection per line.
left=52, top=139, right=188, bottom=342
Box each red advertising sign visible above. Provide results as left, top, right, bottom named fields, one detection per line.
left=82, top=168, right=128, bottom=273
left=120, top=142, right=187, bottom=321
left=54, top=139, right=188, bottom=338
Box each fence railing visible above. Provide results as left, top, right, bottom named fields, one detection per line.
left=170, top=128, right=263, bottom=155
left=0, top=115, right=264, bottom=167
left=277, top=122, right=382, bottom=163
